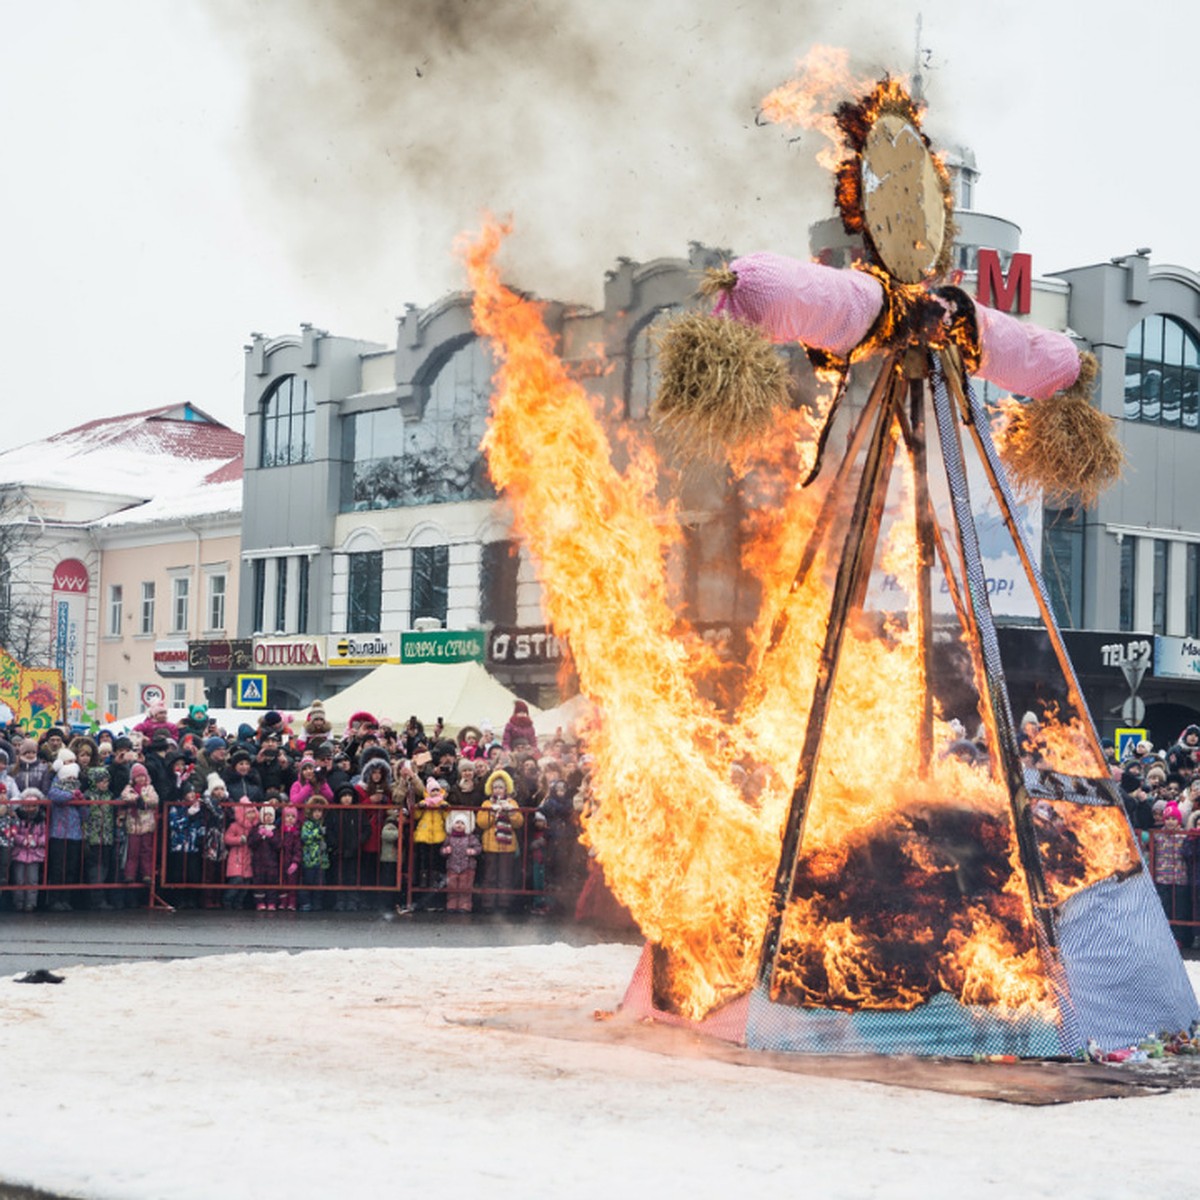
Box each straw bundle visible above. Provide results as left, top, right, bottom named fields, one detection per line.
left=652, top=310, right=792, bottom=458
left=995, top=353, right=1122, bottom=507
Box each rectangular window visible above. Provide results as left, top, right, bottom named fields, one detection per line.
left=252, top=560, right=266, bottom=633
left=207, top=574, right=226, bottom=631
left=480, top=540, right=519, bottom=625
left=275, top=556, right=289, bottom=632
left=1042, top=510, right=1084, bottom=630
left=348, top=551, right=383, bottom=633
left=104, top=683, right=119, bottom=719
left=140, top=581, right=156, bottom=635
left=172, top=577, right=190, bottom=634
left=108, top=584, right=123, bottom=636
left=1119, top=539, right=1135, bottom=631
left=1188, top=544, right=1200, bottom=638
left=411, top=544, right=449, bottom=626
left=1153, top=539, right=1169, bottom=635
left=297, top=557, right=310, bottom=635
left=170, top=682, right=187, bottom=708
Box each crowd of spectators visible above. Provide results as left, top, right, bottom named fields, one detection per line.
left=0, top=699, right=623, bottom=922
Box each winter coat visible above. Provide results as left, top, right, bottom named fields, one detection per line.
left=123, top=784, right=160, bottom=836
left=1152, top=828, right=1192, bottom=886
left=476, top=798, right=523, bottom=854
left=380, top=814, right=402, bottom=864
left=223, top=772, right=264, bottom=805
left=13, top=808, right=47, bottom=863
left=279, top=823, right=302, bottom=879
left=224, top=805, right=257, bottom=877
left=441, top=828, right=481, bottom=874
left=0, top=809, right=17, bottom=849
left=289, top=777, right=334, bottom=808
left=502, top=710, right=538, bottom=752
left=83, top=789, right=116, bottom=847
left=411, top=795, right=450, bottom=845
left=47, top=781, right=84, bottom=840
left=249, top=823, right=281, bottom=881
left=167, top=801, right=207, bottom=854
left=300, top=818, right=330, bottom=870
left=327, top=802, right=367, bottom=860
left=8, top=759, right=53, bottom=798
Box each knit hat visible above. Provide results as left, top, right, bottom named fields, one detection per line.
left=206, top=773, right=227, bottom=795
left=283, top=804, right=299, bottom=822
left=260, top=804, right=276, bottom=824
left=18, top=738, right=38, bottom=755
left=130, top=763, right=150, bottom=785
left=56, top=761, right=80, bottom=784
left=113, top=736, right=133, bottom=752
left=1163, top=802, right=1184, bottom=824
left=204, top=736, right=227, bottom=753
left=425, top=777, right=447, bottom=794
left=88, top=766, right=110, bottom=787
left=230, top=749, right=251, bottom=767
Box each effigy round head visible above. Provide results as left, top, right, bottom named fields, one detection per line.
left=834, top=78, right=954, bottom=284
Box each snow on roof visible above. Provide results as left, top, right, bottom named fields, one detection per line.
left=0, top=404, right=243, bottom=508
left=95, top=477, right=243, bottom=529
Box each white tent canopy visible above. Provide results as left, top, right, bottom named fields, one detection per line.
left=319, top=662, right=537, bottom=738
left=532, top=692, right=596, bottom=740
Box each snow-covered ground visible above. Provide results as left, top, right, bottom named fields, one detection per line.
left=0, top=942, right=1196, bottom=1200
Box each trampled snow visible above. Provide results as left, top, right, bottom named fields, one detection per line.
left=0, top=941, right=1196, bottom=1200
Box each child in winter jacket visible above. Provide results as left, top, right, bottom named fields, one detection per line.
left=82, top=765, right=117, bottom=911
left=476, top=770, right=523, bottom=912
left=299, top=799, right=329, bottom=911
left=379, top=807, right=403, bottom=906
left=0, top=782, right=16, bottom=908
left=12, top=789, right=48, bottom=912
left=121, top=763, right=159, bottom=904
left=1152, top=802, right=1194, bottom=947
left=223, top=799, right=258, bottom=909
left=410, top=776, right=449, bottom=911
left=440, top=816, right=481, bottom=912
left=278, top=804, right=302, bottom=911
left=249, top=804, right=280, bottom=910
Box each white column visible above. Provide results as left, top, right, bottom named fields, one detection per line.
left=284, top=556, right=301, bottom=633
left=1167, top=540, right=1188, bottom=637
left=1134, top=536, right=1155, bottom=632
left=262, top=558, right=279, bottom=633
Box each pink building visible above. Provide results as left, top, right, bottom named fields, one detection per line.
left=0, top=404, right=242, bottom=720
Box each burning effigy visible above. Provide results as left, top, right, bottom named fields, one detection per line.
left=461, top=66, right=1198, bottom=1057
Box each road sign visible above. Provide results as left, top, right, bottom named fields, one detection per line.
left=1115, top=727, right=1148, bottom=762
left=1121, top=695, right=1146, bottom=724
left=236, top=673, right=268, bottom=708
left=139, top=683, right=165, bottom=709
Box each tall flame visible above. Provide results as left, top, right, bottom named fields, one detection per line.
left=462, top=219, right=1139, bottom=1024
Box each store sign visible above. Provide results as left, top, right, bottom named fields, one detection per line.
left=50, top=558, right=89, bottom=695
left=400, top=630, right=486, bottom=664
left=1153, top=636, right=1200, bottom=681
left=995, top=628, right=1157, bottom=680
left=252, top=636, right=325, bottom=669
left=488, top=626, right=568, bottom=666
left=188, top=639, right=254, bottom=673
left=327, top=632, right=402, bottom=667
left=153, top=640, right=189, bottom=676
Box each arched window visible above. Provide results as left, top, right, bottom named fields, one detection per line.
left=405, top=337, right=495, bottom=504
left=260, top=376, right=315, bottom=467
left=1124, top=314, right=1200, bottom=428
left=626, top=307, right=678, bottom=419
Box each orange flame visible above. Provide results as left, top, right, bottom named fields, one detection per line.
left=462, top=219, right=1139, bottom=1024
left=759, top=46, right=875, bottom=171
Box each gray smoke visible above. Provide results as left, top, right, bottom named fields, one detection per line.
left=204, top=1, right=938, bottom=335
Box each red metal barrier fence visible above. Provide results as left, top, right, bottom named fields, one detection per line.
left=0, top=798, right=588, bottom=915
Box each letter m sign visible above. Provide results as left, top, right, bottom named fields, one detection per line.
left=976, top=249, right=1032, bottom=314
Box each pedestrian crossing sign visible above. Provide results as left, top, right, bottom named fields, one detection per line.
left=236, top=673, right=268, bottom=708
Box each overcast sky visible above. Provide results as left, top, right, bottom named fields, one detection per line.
left=1, top=0, right=1193, bottom=452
